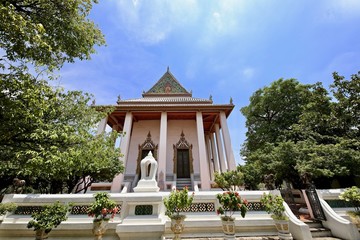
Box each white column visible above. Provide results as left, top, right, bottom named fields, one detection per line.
left=210, top=133, right=220, bottom=173
left=111, top=112, right=133, bottom=192
left=215, top=123, right=227, bottom=172
left=196, top=112, right=211, bottom=190
left=220, top=111, right=237, bottom=170
left=97, top=116, right=108, bottom=135
left=158, top=112, right=167, bottom=190
left=205, top=134, right=214, bottom=180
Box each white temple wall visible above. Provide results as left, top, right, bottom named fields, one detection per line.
left=125, top=120, right=160, bottom=174
left=123, top=118, right=201, bottom=179
left=166, top=120, right=200, bottom=176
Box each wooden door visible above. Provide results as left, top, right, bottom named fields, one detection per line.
left=177, top=149, right=190, bottom=178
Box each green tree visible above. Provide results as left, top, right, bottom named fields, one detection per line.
left=238, top=163, right=262, bottom=190
left=0, top=66, right=124, bottom=193
left=331, top=71, right=360, bottom=139
left=0, top=1, right=123, bottom=194
left=241, top=79, right=310, bottom=153
left=241, top=73, right=360, bottom=189
left=214, top=168, right=244, bottom=191
left=0, top=0, right=105, bottom=69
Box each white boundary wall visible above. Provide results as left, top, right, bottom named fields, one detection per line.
left=1, top=189, right=359, bottom=239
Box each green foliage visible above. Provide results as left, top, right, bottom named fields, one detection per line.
left=241, top=78, right=310, bottom=152
left=0, top=0, right=105, bottom=69
left=339, top=186, right=360, bottom=213
left=0, top=66, right=124, bottom=193
left=0, top=202, right=17, bottom=215
left=163, top=187, right=194, bottom=219
left=260, top=193, right=288, bottom=220
left=87, top=192, right=119, bottom=222
left=214, top=168, right=244, bottom=191
left=0, top=0, right=119, bottom=195
left=216, top=191, right=248, bottom=221
left=238, top=164, right=262, bottom=190
left=241, top=72, right=360, bottom=188
left=27, top=201, right=71, bottom=233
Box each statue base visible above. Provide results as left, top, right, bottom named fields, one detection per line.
left=133, top=179, right=160, bottom=192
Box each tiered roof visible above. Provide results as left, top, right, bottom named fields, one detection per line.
left=108, top=68, right=234, bottom=132
left=116, top=68, right=217, bottom=106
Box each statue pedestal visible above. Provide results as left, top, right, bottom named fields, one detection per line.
left=133, top=179, right=159, bottom=192
left=133, top=151, right=160, bottom=192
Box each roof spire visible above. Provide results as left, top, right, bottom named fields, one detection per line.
left=167, top=66, right=170, bottom=72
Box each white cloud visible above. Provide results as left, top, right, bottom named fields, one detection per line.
left=111, top=0, right=199, bottom=45
left=242, top=67, right=255, bottom=79
left=110, top=0, right=250, bottom=46
left=198, top=0, right=246, bottom=47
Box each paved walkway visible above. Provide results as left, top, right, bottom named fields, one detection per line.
left=166, top=237, right=280, bottom=240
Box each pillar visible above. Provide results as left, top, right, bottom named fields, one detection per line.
left=158, top=112, right=167, bottom=190
left=210, top=133, right=220, bottom=173
left=111, top=112, right=133, bottom=192
left=220, top=111, right=237, bottom=170
left=96, top=116, right=108, bottom=135
left=196, top=112, right=211, bottom=190
left=205, top=134, right=214, bottom=180
left=215, top=123, right=227, bottom=172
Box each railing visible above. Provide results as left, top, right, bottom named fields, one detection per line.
left=5, top=189, right=356, bottom=239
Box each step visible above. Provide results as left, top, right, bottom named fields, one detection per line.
left=310, top=227, right=333, bottom=238
left=176, top=179, right=192, bottom=191
left=302, top=219, right=334, bottom=238
left=303, top=220, right=323, bottom=228
left=312, top=238, right=343, bottom=240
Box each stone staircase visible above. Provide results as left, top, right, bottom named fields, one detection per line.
left=303, top=219, right=343, bottom=240
left=176, top=178, right=192, bottom=191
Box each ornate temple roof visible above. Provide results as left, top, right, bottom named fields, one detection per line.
left=142, top=67, right=192, bottom=97
left=116, top=67, right=216, bottom=105
left=107, top=68, right=234, bottom=131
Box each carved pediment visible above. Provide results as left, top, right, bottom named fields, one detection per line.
left=174, top=131, right=192, bottom=149
left=137, top=132, right=158, bottom=175
left=140, top=132, right=156, bottom=150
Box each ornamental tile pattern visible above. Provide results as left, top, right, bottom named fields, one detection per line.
left=145, top=71, right=189, bottom=95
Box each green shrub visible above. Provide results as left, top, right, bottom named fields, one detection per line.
left=0, top=202, right=17, bottom=215
left=260, top=193, right=288, bottom=220
left=164, top=187, right=194, bottom=219
left=339, top=186, right=360, bottom=213
left=87, top=192, right=118, bottom=222
left=216, top=191, right=248, bottom=221
left=27, top=201, right=71, bottom=233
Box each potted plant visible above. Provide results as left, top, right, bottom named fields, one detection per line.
left=260, top=193, right=292, bottom=238
left=0, top=202, right=17, bottom=221
left=216, top=191, right=248, bottom=239
left=339, top=186, right=360, bottom=228
left=87, top=192, right=119, bottom=240
left=27, top=201, right=71, bottom=240
left=163, top=187, right=194, bottom=240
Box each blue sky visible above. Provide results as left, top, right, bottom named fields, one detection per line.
left=59, top=0, right=360, bottom=165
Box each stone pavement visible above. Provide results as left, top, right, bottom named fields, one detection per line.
left=168, top=237, right=280, bottom=240
left=178, top=238, right=343, bottom=240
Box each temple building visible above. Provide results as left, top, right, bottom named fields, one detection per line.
left=94, top=68, right=237, bottom=192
